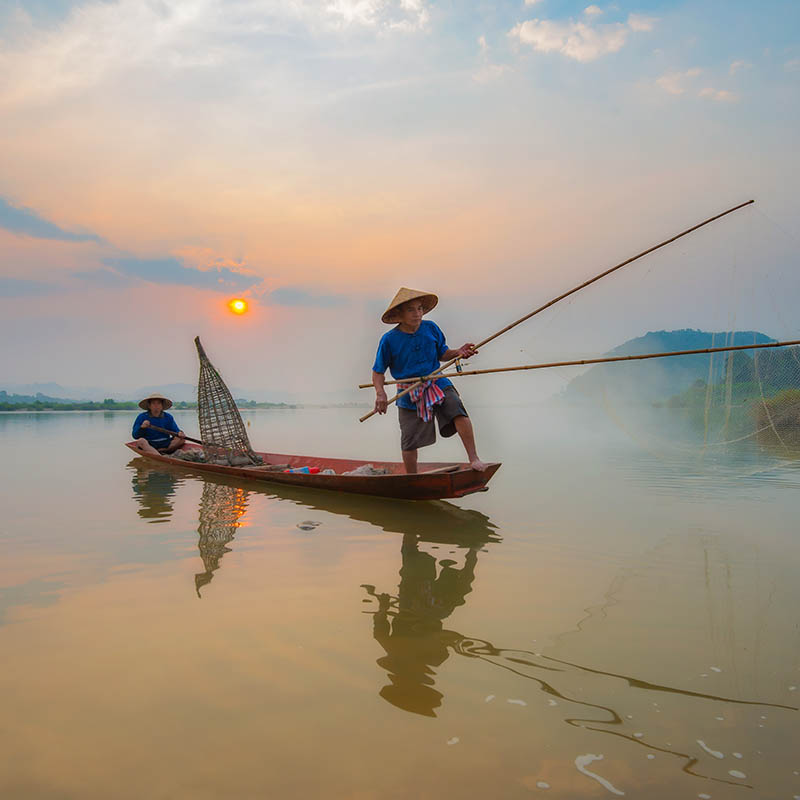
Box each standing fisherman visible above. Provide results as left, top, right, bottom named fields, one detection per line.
left=372, top=288, right=487, bottom=473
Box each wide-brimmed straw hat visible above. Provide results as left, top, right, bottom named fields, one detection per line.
left=381, top=287, right=438, bottom=324
left=138, top=392, right=173, bottom=410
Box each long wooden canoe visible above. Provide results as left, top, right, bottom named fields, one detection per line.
left=124, top=442, right=501, bottom=500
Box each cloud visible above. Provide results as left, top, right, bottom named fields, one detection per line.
left=656, top=69, right=737, bottom=102
left=698, top=87, right=738, bottom=103
left=474, top=33, right=510, bottom=83
left=524, top=0, right=544, bottom=5
left=584, top=6, right=603, bottom=16
left=72, top=267, right=137, bottom=289
left=729, top=60, right=752, bottom=75
left=626, top=13, right=655, bottom=32
left=785, top=59, right=800, bottom=72
left=510, top=12, right=654, bottom=62
left=103, top=255, right=262, bottom=292
left=269, top=287, right=347, bottom=307
left=325, top=0, right=429, bottom=30
left=0, top=197, right=104, bottom=243
left=0, top=277, right=59, bottom=297
left=656, top=67, right=701, bottom=95
left=0, top=0, right=432, bottom=108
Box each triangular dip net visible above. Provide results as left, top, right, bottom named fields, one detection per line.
left=195, top=336, right=261, bottom=466
left=502, top=205, right=800, bottom=472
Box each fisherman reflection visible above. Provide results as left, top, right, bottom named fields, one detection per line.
left=363, top=533, right=480, bottom=717
left=195, top=481, right=249, bottom=596
left=130, top=462, right=178, bottom=523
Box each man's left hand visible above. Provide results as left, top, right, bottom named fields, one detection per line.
left=178, top=431, right=186, bottom=438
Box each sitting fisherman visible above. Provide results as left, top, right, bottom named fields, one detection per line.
left=372, top=287, right=486, bottom=474
left=132, top=393, right=186, bottom=456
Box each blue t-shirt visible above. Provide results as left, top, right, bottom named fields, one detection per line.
left=372, top=319, right=453, bottom=410
left=132, top=411, right=180, bottom=449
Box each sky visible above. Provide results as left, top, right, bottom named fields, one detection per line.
left=0, top=0, right=798, bottom=402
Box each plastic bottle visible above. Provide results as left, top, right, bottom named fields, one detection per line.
left=283, top=466, right=320, bottom=474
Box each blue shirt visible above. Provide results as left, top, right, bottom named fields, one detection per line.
left=132, top=411, right=180, bottom=449
left=372, top=319, right=453, bottom=410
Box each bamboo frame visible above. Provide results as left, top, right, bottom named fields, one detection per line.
left=359, top=199, right=755, bottom=422
left=357, top=339, right=800, bottom=387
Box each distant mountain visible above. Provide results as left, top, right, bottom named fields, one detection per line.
left=0, top=390, right=74, bottom=404
left=565, top=329, right=775, bottom=403
left=0, top=381, right=299, bottom=405
left=0, top=382, right=119, bottom=401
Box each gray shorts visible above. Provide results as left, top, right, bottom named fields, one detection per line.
left=398, top=386, right=468, bottom=451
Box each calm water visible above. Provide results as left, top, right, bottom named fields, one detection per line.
left=0, top=407, right=799, bottom=799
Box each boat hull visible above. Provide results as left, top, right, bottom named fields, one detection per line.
left=124, top=442, right=501, bottom=500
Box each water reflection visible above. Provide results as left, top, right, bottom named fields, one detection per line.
left=130, top=463, right=180, bottom=523
left=361, top=554, right=798, bottom=789
left=362, top=536, right=482, bottom=717
left=127, top=459, right=499, bottom=597
left=129, top=460, right=250, bottom=595
left=195, top=482, right=249, bottom=596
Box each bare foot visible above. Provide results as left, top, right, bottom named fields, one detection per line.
left=470, top=458, right=488, bottom=472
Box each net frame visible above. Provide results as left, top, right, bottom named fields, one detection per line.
left=195, top=336, right=259, bottom=465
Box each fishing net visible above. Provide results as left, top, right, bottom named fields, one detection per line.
left=195, top=336, right=262, bottom=465
left=479, top=204, right=800, bottom=472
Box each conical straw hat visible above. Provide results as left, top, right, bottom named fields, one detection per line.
left=138, top=392, right=173, bottom=410
left=381, top=287, right=438, bottom=324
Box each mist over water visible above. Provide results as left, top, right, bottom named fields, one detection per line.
left=1, top=406, right=798, bottom=799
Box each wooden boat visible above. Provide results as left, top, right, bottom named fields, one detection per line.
left=124, top=442, right=501, bottom=500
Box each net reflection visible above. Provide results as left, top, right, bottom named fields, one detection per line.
left=128, top=459, right=249, bottom=596
left=195, top=482, right=249, bottom=596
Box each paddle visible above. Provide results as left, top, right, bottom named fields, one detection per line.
left=143, top=422, right=216, bottom=448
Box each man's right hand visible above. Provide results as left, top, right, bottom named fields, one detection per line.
left=374, top=391, right=388, bottom=414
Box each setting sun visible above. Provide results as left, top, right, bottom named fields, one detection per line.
left=228, top=298, right=248, bottom=315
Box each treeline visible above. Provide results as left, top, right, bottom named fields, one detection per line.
left=0, top=398, right=296, bottom=411
left=0, top=399, right=139, bottom=411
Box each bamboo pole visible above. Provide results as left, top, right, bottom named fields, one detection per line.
left=359, top=199, right=755, bottom=423
left=357, top=338, right=800, bottom=387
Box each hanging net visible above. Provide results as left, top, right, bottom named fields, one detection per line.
left=471, top=204, right=800, bottom=474
left=195, top=336, right=262, bottom=466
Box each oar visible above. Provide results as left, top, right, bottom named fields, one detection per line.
left=144, top=423, right=221, bottom=449
left=357, top=338, right=800, bottom=386
left=359, top=199, right=755, bottom=422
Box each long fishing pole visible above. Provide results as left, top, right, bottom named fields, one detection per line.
left=357, top=338, right=800, bottom=387
left=359, top=199, right=755, bottom=422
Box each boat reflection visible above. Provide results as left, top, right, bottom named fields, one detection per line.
left=127, top=457, right=499, bottom=596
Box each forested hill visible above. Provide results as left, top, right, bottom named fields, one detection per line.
left=565, top=329, right=775, bottom=402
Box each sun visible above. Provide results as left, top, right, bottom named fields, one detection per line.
left=228, top=298, right=248, bottom=315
